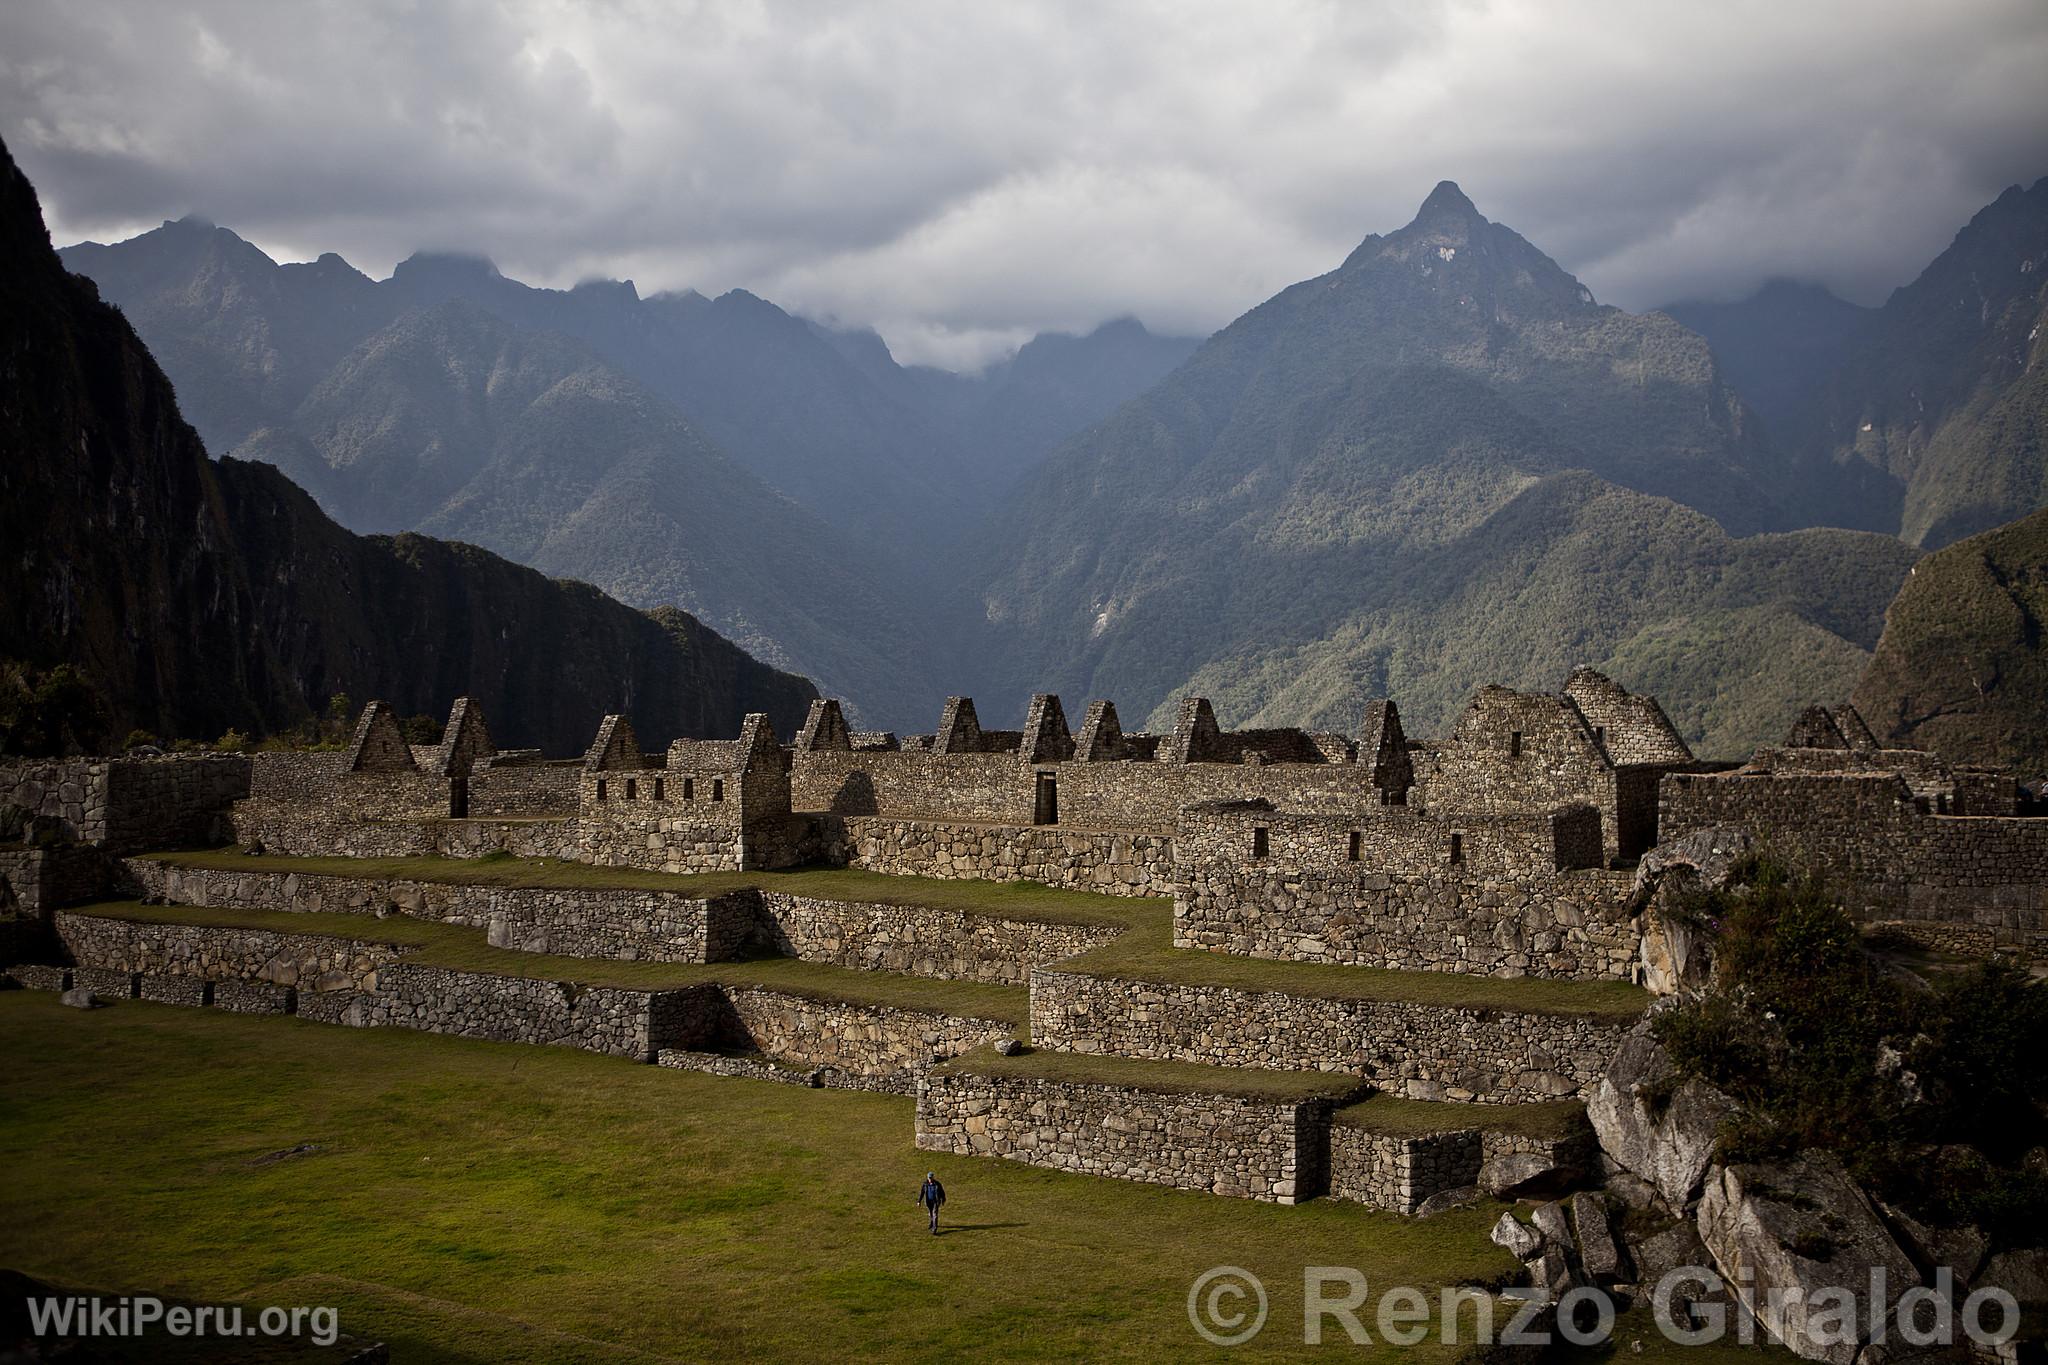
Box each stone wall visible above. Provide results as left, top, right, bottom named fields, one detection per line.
left=468, top=763, right=580, bottom=816
left=53, top=910, right=406, bottom=992
left=1028, top=968, right=1632, bottom=1103
left=227, top=807, right=579, bottom=861
left=1661, top=771, right=2048, bottom=927
left=1172, top=806, right=1635, bottom=980
left=352, top=964, right=720, bottom=1061
left=834, top=816, right=1171, bottom=896
left=915, top=1066, right=1332, bottom=1201
left=751, top=892, right=1120, bottom=984
left=121, top=858, right=750, bottom=964
left=1, top=755, right=249, bottom=849
left=1328, top=1122, right=1483, bottom=1214
left=721, top=987, right=1014, bottom=1092
left=0, top=845, right=108, bottom=915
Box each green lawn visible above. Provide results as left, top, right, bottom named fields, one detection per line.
left=0, top=992, right=1532, bottom=1363
left=62, top=901, right=1029, bottom=1025
left=142, top=850, right=1151, bottom=928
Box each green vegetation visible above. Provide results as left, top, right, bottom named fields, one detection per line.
left=0, top=991, right=1520, bottom=1363
left=1329, top=1094, right=1586, bottom=1140
left=1853, top=504, right=2048, bottom=771
left=69, top=901, right=1028, bottom=1024
left=1651, top=860, right=2048, bottom=1244
left=1054, top=910, right=1649, bottom=1021
left=0, top=659, right=107, bottom=756
left=937, top=1044, right=1363, bottom=1103
left=144, top=850, right=1153, bottom=928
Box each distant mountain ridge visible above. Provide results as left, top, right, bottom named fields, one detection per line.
left=962, top=182, right=1921, bottom=756
left=59, top=219, right=1199, bottom=725
left=1662, top=177, right=2048, bottom=549
left=1, top=137, right=816, bottom=753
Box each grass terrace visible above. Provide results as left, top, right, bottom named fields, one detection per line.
left=1330, top=1094, right=1589, bottom=1140
left=935, top=1044, right=1368, bottom=1104
left=141, top=849, right=1150, bottom=928
left=61, top=901, right=1028, bottom=1025
left=1053, top=913, right=1650, bottom=1021
left=0, top=991, right=1551, bottom=1363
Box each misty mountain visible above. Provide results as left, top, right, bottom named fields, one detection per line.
left=811, top=316, right=1202, bottom=494
left=963, top=183, right=1921, bottom=756
left=1661, top=279, right=1872, bottom=441
left=221, top=298, right=947, bottom=722
left=1813, top=177, right=2048, bottom=548
left=0, top=139, right=815, bottom=754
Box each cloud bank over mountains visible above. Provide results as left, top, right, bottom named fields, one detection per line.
left=4, top=0, right=2046, bottom=367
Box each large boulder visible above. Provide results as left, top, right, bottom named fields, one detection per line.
left=1491, top=1212, right=1543, bottom=1260
left=1977, top=1248, right=2048, bottom=1308
left=1572, top=1191, right=1629, bottom=1282
left=1695, top=1153, right=1920, bottom=1364
left=1587, top=1017, right=1737, bottom=1208
left=1630, top=826, right=1754, bottom=995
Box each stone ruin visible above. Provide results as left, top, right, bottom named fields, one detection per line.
left=4, top=668, right=2044, bottom=1360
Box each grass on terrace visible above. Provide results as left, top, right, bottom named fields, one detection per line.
left=64, top=901, right=1028, bottom=1025
left=1054, top=914, right=1650, bottom=1021
left=936, top=1044, right=1365, bottom=1103
left=1330, top=1094, right=1588, bottom=1140
left=0, top=991, right=1523, bottom=1364
left=141, top=849, right=1150, bottom=928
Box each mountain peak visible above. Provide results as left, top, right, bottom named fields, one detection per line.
left=1414, top=180, right=1482, bottom=224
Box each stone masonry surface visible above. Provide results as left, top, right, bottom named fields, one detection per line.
left=915, top=1067, right=1332, bottom=1202
left=1029, top=967, right=1628, bottom=1103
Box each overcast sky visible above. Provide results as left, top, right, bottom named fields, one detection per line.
left=4, top=1, right=2046, bottom=369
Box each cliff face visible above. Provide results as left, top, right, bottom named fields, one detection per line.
left=1853, top=506, right=2048, bottom=773
left=0, top=138, right=815, bottom=754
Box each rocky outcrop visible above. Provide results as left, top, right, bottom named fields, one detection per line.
left=1628, top=825, right=1755, bottom=994
left=0, top=136, right=814, bottom=754
left=1694, top=1153, right=1919, bottom=1364
left=1586, top=1017, right=1737, bottom=1206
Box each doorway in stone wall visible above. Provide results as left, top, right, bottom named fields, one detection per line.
left=1033, top=772, right=1058, bottom=826
left=449, top=777, right=468, bottom=819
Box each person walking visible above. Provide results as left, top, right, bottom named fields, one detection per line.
left=917, top=1171, right=946, bottom=1235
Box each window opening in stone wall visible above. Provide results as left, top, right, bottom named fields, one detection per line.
left=1449, top=832, right=1464, bottom=865
left=625, top=778, right=637, bottom=801
left=596, top=779, right=607, bottom=802
left=1252, top=826, right=1269, bottom=859
left=712, top=779, right=724, bottom=802
left=1509, top=731, right=1523, bottom=757
left=654, top=778, right=665, bottom=801
left=1594, top=725, right=1607, bottom=749
left=683, top=777, right=695, bottom=800
left=1347, top=830, right=1362, bottom=861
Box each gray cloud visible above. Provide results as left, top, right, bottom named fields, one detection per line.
left=4, top=0, right=2045, bottom=368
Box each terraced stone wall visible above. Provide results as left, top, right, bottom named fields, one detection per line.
left=721, top=988, right=1014, bottom=1093
left=915, top=1068, right=1333, bottom=1202
left=1172, top=806, right=1634, bottom=979
left=53, top=910, right=406, bottom=992
left=121, top=859, right=749, bottom=963
left=750, top=892, right=1120, bottom=984
left=1028, top=968, right=1632, bottom=1104
left=1328, top=1124, right=1482, bottom=1214
left=353, top=964, right=721, bottom=1061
